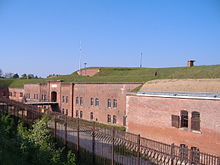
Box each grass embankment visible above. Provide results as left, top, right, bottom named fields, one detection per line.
left=1, top=65, right=220, bottom=88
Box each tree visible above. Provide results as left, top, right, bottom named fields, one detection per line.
left=13, top=73, right=19, bottom=78
left=27, top=74, right=34, bottom=79
left=21, top=74, right=27, bottom=79
left=0, top=69, right=3, bottom=78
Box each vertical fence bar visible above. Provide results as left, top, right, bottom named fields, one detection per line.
left=54, top=117, right=57, bottom=141
left=112, top=128, right=115, bottom=165
left=92, top=121, right=96, bottom=165
left=64, top=113, right=67, bottom=147
left=170, top=143, right=175, bottom=165
left=137, top=134, right=141, bottom=165
left=77, top=117, right=80, bottom=159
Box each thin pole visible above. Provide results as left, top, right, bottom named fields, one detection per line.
left=140, top=52, right=142, bottom=68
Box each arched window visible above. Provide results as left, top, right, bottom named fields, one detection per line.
left=95, top=98, right=99, bottom=106
left=180, top=110, right=188, bottom=128
left=113, top=99, right=117, bottom=108
left=113, top=115, right=117, bottom=124
left=91, top=98, right=94, bottom=105
left=107, top=99, right=111, bottom=108
left=80, top=111, right=83, bottom=118
left=191, top=111, right=200, bottom=131
left=90, top=112, right=94, bottom=120
left=75, top=110, right=79, bottom=118
left=107, top=114, right=111, bottom=123
left=51, top=91, right=57, bottom=102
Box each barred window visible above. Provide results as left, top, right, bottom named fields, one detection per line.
left=123, top=116, right=127, bottom=126
left=107, top=99, right=111, bottom=108
left=91, top=98, right=94, bottom=105
left=95, top=98, right=99, bottom=106
left=107, top=114, right=111, bottom=123
left=76, top=110, right=79, bottom=118
left=66, top=96, right=69, bottom=103
left=80, top=111, right=83, bottom=118
left=113, top=99, right=117, bottom=108
left=20, top=92, right=23, bottom=97
left=90, top=112, right=94, bottom=120
left=180, top=110, right=188, bottom=128
left=80, top=97, right=83, bottom=105
left=76, top=97, right=79, bottom=104
left=113, top=115, right=117, bottom=124
left=191, top=111, right=200, bottom=131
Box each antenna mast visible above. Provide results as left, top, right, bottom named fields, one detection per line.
left=140, top=52, right=142, bottom=68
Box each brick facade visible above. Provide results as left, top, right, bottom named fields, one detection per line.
left=126, top=94, right=220, bottom=156
left=16, top=81, right=141, bottom=126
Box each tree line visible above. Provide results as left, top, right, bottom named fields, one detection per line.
left=0, top=69, right=40, bottom=79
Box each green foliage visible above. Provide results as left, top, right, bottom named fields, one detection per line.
left=0, top=113, right=76, bottom=165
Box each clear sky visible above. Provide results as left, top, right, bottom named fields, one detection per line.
left=0, top=0, right=220, bottom=77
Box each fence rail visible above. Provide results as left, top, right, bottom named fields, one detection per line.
left=0, top=97, right=220, bottom=165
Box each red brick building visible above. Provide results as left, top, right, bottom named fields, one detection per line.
left=21, top=80, right=141, bottom=126
left=126, top=79, right=220, bottom=156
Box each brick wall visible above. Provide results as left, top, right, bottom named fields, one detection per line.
left=74, top=83, right=141, bottom=126
left=8, top=88, right=24, bottom=102
left=77, top=68, right=100, bottom=76
left=126, top=95, right=220, bottom=156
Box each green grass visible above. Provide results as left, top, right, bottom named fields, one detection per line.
left=1, top=65, right=220, bottom=88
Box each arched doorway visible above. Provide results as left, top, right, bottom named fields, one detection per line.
left=51, top=91, right=57, bottom=102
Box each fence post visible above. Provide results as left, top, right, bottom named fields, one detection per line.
left=171, top=143, right=175, bottom=165
left=64, top=113, right=67, bottom=147
left=77, top=117, right=80, bottom=158
left=92, top=121, right=96, bottom=165
left=112, top=128, right=115, bottom=165
left=217, top=157, right=220, bottom=165
left=54, top=117, right=57, bottom=141
left=137, top=134, right=141, bottom=165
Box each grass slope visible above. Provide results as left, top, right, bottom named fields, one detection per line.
left=1, top=65, right=220, bottom=88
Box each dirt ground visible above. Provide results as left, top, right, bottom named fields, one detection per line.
left=140, top=79, right=220, bottom=93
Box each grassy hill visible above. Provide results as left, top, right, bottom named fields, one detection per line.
left=1, top=65, right=220, bottom=88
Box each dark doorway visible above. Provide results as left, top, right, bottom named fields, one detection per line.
left=51, top=91, right=57, bottom=102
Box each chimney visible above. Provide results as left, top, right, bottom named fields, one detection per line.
left=187, top=60, right=195, bottom=67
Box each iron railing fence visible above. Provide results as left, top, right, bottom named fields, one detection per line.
left=0, top=97, right=219, bottom=165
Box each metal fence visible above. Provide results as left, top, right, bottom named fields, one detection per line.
left=0, top=97, right=220, bottom=165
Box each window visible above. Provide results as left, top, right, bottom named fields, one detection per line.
left=62, top=96, right=65, bottom=103
left=44, top=95, right=47, bottom=101
left=20, top=92, right=23, bottom=97
left=76, top=97, right=79, bottom=104
left=66, top=109, right=68, bottom=115
left=76, top=110, right=79, bottom=118
left=191, top=111, right=200, bottom=131
left=113, top=115, right=117, bottom=124
left=113, top=99, right=117, bottom=108
left=66, top=96, right=69, bottom=103
left=180, top=110, right=188, bottom=128
left=107, top=114, right=111, bottom=123
left=91, top=98, right=94, bottom=105
left=3, top=91, right=6, bottom=97
left=171, top=115, right=180, bottom=128
left=80, top=97, right=83, bottom=105
left=9, top=92, right=12, bottom=97
left=26, top=93, right=30, bottom=99
left=191, top=147, right=200, bottom=163
left=95, top=98, right=99, bottom=106
left=107, top=99, right=111, bottom=108
left=62, top=109, right=65, bottom=114
left=13, top=92, right=16, bottom=97
left=80, top=111, right=83, bottom=118
left=123, top=116, right=127, bottom=126
left=90, top=112, right=94, bottom=120
left=34, top=94, right=38, bottom=100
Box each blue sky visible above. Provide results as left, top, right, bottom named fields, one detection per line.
left=0, top=0, right=220, bottom=77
